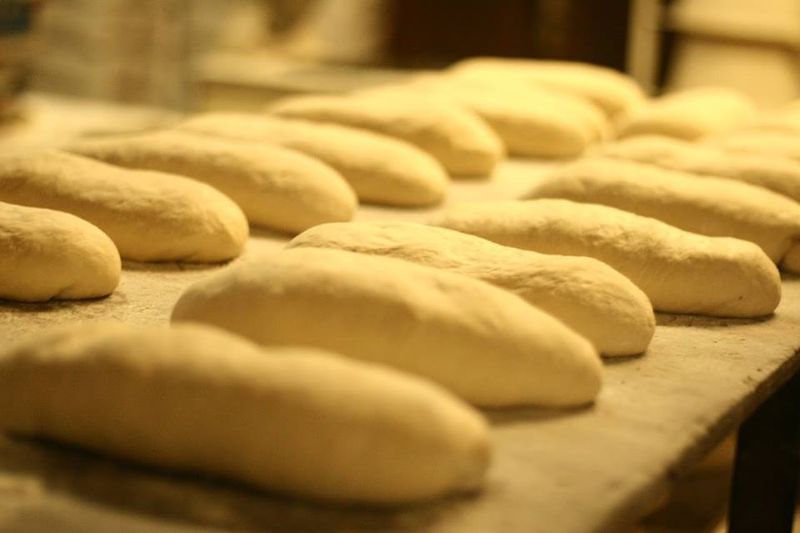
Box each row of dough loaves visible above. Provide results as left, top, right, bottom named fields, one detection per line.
left=265, top=56, right=645, bottom=161
left=0, top=150, right=249, bottom=301
left=0, top=321, right=491, bottom=504
left=0, top=57, right=653, bottom=302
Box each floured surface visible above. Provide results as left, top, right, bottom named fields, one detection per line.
left=1, top=158, right=800, bottom=533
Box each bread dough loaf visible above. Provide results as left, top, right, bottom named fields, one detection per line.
left=0, top=202, right=120, bottom=301
left=179, top=113, right=448, bottom=207
left=0, top=322, right=490, bottom=504
left=0, top=151, right=248, bottom=262
left=433, top=199, right=781, bottom=317
left=448, top=56, right=646, bottom=118
left=171, top=248, right=602, bottom=407
left=709, top=131, right=800, bottom=161
left=597, top=135, right=800, bottom=202
left=68, top=130, right=357, bottom=234
left=617, top=87, right=755, bottom=140
left=739, top=113, right=800, bottom=136
left=366, top=76, right=609, bottom=158
left=268, top=93, right=504, bottom=176
left=287, top=221, right=654, bottom=356
left=527, top=157, right=800, bottom=272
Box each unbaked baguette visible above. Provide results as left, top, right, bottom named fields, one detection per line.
left=448, top=56, right=645, bottom=118
left=68, top=130, right=357, bottom=234
left=432, top=199, right=781, bottom=317
left=178, top=113, right=448, bottom=207
left=0, top=322, right=490, bottom=504
left=617, top=87, right=755, bottom=140
left=268, top=92, right=504, bottom=176
left=171, top=248, right=603, bottom=407
left=526, top=157, right=800, bottom=272
left=0, top=202, right=120, bottom=301
left=287, top=221, right=654, bottom=357
left=0, top=150, right=248, bottom=262
left=597, top=135, right=800, bottom=202
left=365, top=76, right=609, bottom=157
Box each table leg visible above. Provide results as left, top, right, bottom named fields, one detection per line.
left=728, top=369, right=800, bottom=533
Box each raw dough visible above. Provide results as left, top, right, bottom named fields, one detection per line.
left=171, top=248, right=603, bottom=407
left=739, top=113, right=800, bottom=136
left=0, top=150, right=248, bottom=262
left=0, top=322, right=490, bottom=504
left=364, top=76, right=609, bottom=158
left=617, top=87, right=755, bottom=140
left=287, top=221, right=654, bottom=356
left=433, top=199, right=781, bottom=317
left=179, top=113, right=448, bottom=207
left=68, top=130, right=357, bottom=234
left=709, top=131, right=800, bottom=161
left=597, top=135, right=800, bottom=202
left=0, top=202, right=120, bottom=301
left=268, top=92, right=504, bottom=176
left=527, top=157, right=800, bottom=272
left=448, top=56, right=646, bottom=118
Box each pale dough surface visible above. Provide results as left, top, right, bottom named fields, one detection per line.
left=0, top=322, right=490, bottom=504
left=0, top=202, right=120, bottom=301
left=448, top=56, right=646, bottom=119
left=0, top=150, right=248, bottom=262
left=527, top=157, right=800, bottom=272
left=171, top=247, right=603, bottom=408
left=179, top=113, right=448, bottom=207
left=597, top=135, right=800, bottom=203
left=287, top=221, right=654, bottom=357
left=68, top=130, right=357, bottom=234
left=365, top=76, right=608, bottom=158
left=433, top=199, right=781, bottom=317
left=268, top=92, right=504, bottom=177
left=617, top=87, right=755, bottom=140
left=739, top=112, right=800, bottom=136
left=710, top=131, right=800, bottom=162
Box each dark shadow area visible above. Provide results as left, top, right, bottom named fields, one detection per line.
left=122, top=260, right=228, bottom=273
left=483, top=402, right=594, bottom=427
left=248, top=226, right=293, bottom=241
left=0, top=293, right=124, bottom=313
left=655, top=312, right=774, bottom=329
left=603, top=352, right=648, bottom=367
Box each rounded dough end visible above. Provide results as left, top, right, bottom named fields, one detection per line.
left=0, top=203, right=121, bottom=301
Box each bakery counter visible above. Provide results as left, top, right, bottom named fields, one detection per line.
left=1, top=159, right=800, bottom=532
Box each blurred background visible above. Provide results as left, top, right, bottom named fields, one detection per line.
left=3, top=0, right=800, bottom=115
